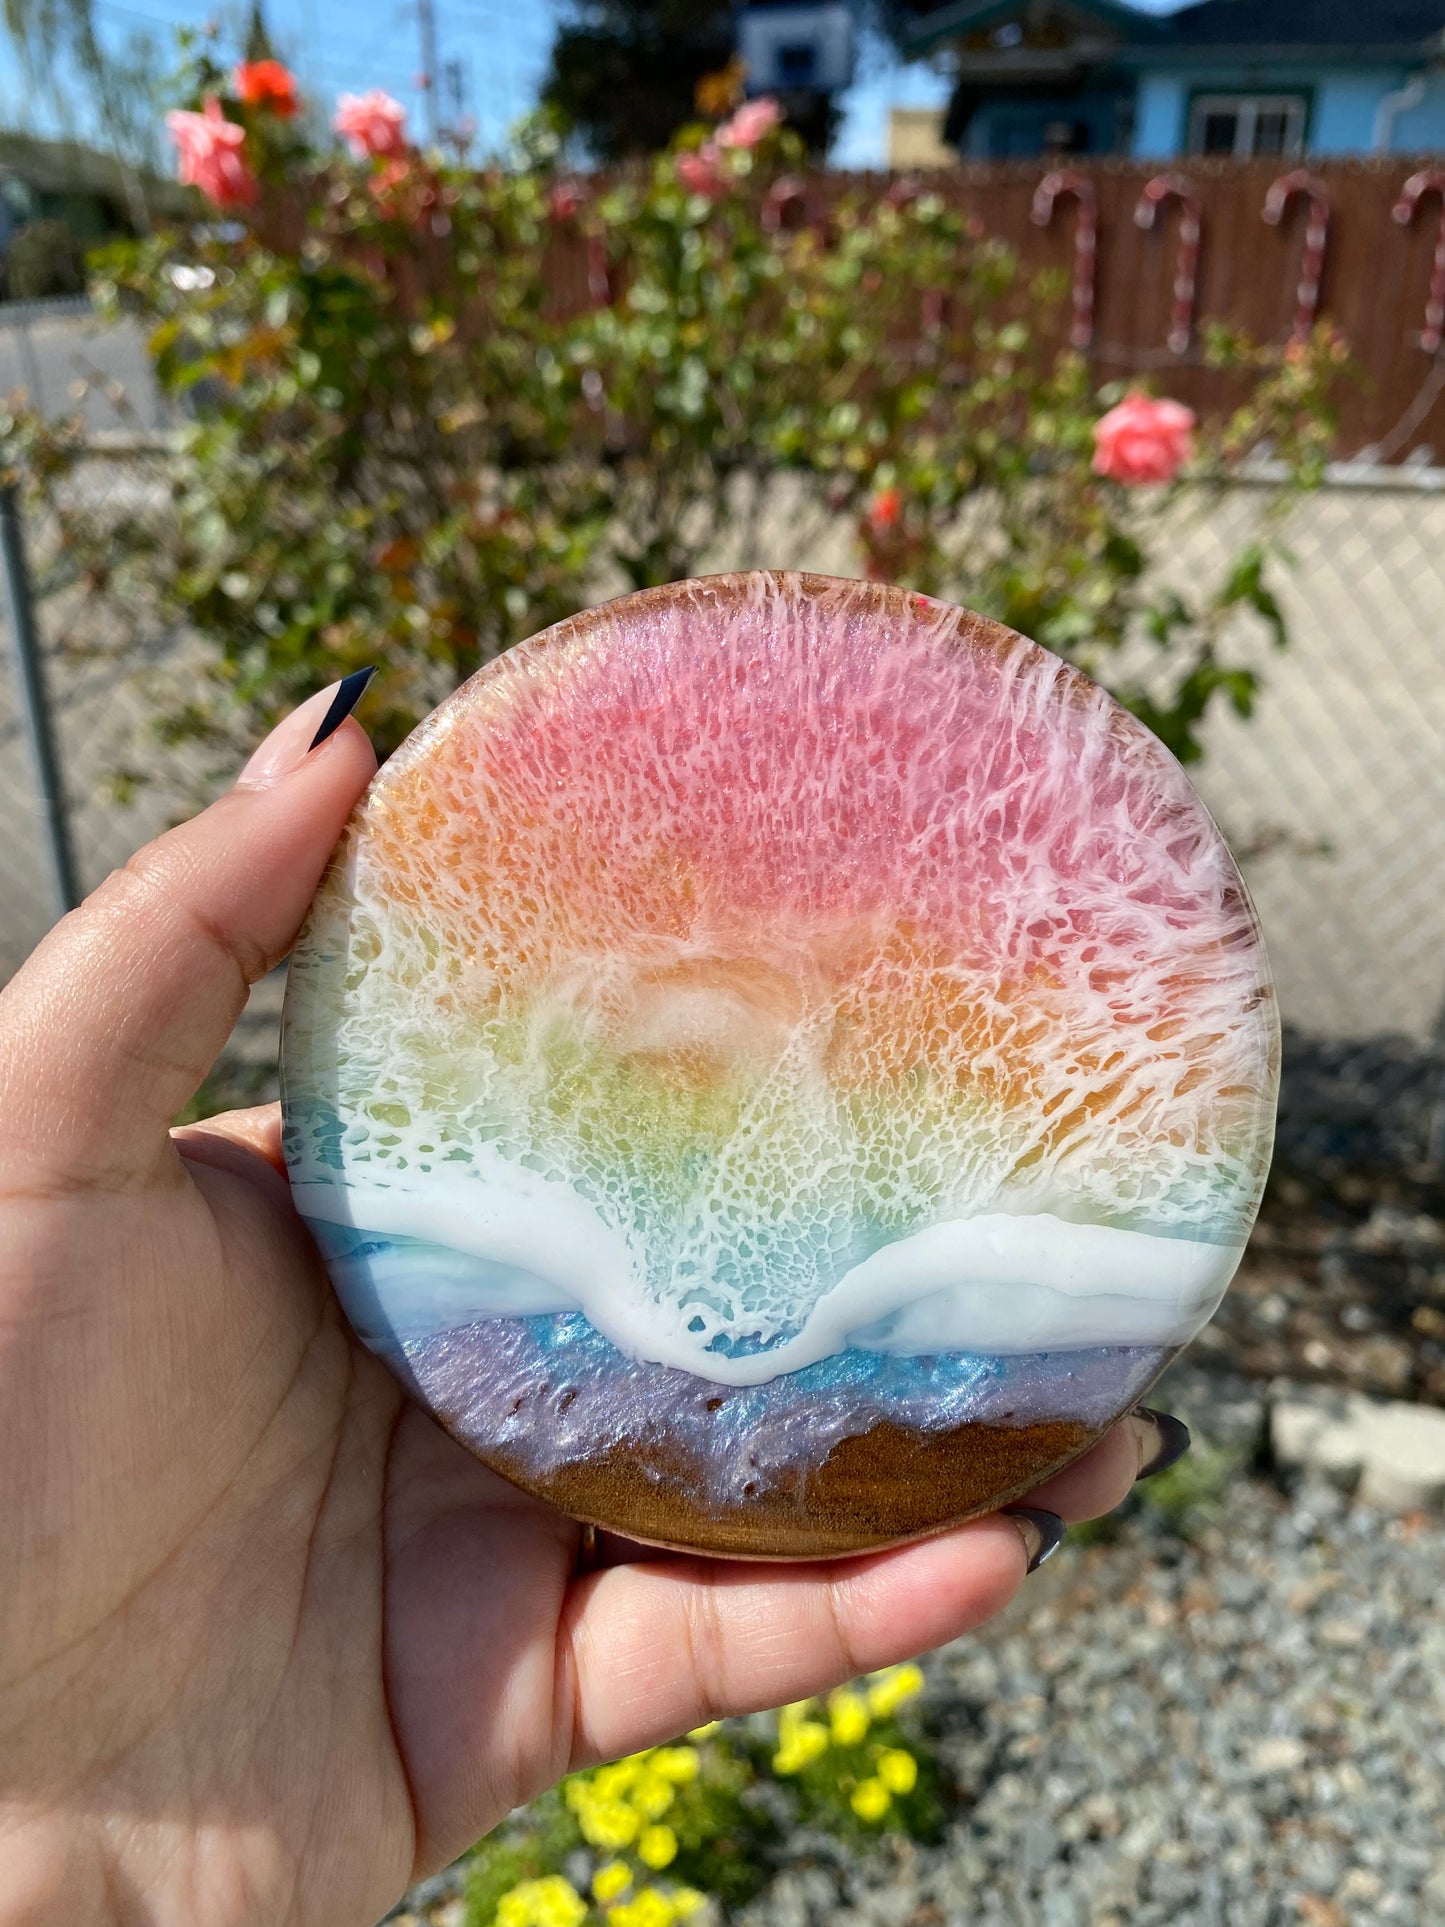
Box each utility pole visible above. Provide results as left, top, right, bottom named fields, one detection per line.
left=416, top=0, right=440, bottom=144
left=442, top=54, right=475, bottom=154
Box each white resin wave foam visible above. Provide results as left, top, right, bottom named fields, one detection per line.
left=292, top=1162, right=1243, bottom=1386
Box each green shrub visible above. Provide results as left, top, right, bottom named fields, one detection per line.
left=12, top=58, right=1345, bottom=792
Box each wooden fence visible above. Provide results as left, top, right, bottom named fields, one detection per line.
left=557, top=156, right=1445, bottom=463
left=887, top=157, right=1445, bottom=462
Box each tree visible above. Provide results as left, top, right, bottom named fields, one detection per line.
left=1, top=0, right=168, bottom=186
left=541, top=0, right=737, bottom=161
left=244, top=0, right=278, bottom=63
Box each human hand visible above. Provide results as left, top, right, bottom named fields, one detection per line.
left=0, top=683, right=1171, bottom=1927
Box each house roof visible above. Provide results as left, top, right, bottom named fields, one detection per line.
left=0, top=132, right=186, bottom=217
left=900, top=0, right=1445, bottom=60
left=1164, top=0, right=1445, bottom=55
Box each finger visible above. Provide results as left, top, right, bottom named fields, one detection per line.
left=0, top=680, right=375, bottom=1190
left=559, top=1515, right=1027, bottom=1767
left=1017, top=1409, right=1181, bottom=1522
left=173, top=1102, right=288, bottom=1191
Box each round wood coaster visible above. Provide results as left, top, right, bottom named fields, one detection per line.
left=282, top=572, right=1276, bottom=1557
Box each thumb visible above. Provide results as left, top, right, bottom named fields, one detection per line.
left=0, top=673, right=378, bottom=1189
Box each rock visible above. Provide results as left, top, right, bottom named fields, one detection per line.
left=1248, top=1736, right=1307, bottom=1774
left=1294, top=1899, right=1344, bottom=1927
left=1268, top=1383, right=1367, bottom=1485
left=1356, top=1400, right=1445, bottom=1510
left=1267, top=1381, right=1445, bottom=1508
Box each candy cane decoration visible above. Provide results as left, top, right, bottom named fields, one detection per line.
left=1031, top=169, right=1097, bottom=350
left=1393, top=168, right=1445, bottom=353
left=763, top=174, right=807, bottom=233
left=586, top=232, right=610, bottom=309
left=1134, top=173, right=1202, bottom=355
left=1263, top=169, right=1330, bottom=343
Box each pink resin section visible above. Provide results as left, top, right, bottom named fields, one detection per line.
left=347, top=571, right=1274, bottom=1242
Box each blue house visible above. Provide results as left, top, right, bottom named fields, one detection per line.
left=893, top=0, right=1445, bottom=160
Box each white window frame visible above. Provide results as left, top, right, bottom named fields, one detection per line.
left=1187, top=93, right=1307, bottom=159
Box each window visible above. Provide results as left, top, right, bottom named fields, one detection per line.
left=1187, top=93, right=1306, bottom=158
left=775, top=41, right=818, bottom=86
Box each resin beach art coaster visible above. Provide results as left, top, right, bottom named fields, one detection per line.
left=281, top=572, right=1277, bottom=1558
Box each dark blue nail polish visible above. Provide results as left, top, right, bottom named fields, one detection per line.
left=1003, top=1506, right=1067, bottom=1573
left=309, top=666, right=378, bottom=751
left=1135, top=1409, right=1191, bottom=1481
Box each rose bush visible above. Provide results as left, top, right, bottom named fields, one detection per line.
left=15, top=49, right=1344, bottom=789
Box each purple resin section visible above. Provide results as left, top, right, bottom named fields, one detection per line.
left=398, top=1314, right=1170, bottom=1513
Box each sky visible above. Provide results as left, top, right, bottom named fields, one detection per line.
left=0, top=0, right=1183, bottom=172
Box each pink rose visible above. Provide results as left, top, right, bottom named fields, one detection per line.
left=334, top=89, right=407, bottom=161
left=548, top=180, right=587, bottom=221
left=716, top=96, right=782, bottom=149
left=1092, top=392, right=1195, bottom=485
left=165, top=96, right=258, bottom=209
left=677, top=144, right=726, bottom=198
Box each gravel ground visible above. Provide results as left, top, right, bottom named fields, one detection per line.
left=1205, top=1029, right=1445, bottom=1407
left=832, top=1476, right=1445, bottom=1927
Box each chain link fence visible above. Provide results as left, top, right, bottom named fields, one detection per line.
left=5, top=452, right=1445, bottom=1040
left=5, top=429, right=1445, bottom=1394
left=1160, top=475, right=1445, bottom=1046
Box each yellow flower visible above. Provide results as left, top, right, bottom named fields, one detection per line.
left=593, top=1862, right=633, bottom=1904
left=866, top=1663, right=924, bottom=1719
left=631, top=1770, right=677, bottom=1820
left=594, top=1759, right=644, bottom=1802
left=850, top=1777, right=892, bottom=1822
left=772, top=1719, right=830, bottom=1775
left=828, top=1689, right=870, bottom=1748
left=686, top=1722, right=720, bottom=1741
left=495, top=1876, right=588, bottom=1927
left=638, top=1824, right=679, bottom=1869
left=651, top=1746, right=701, bottom=1784
left=876, top=1747, right=917, bottom=1795
left=612, top=1887, right=675, bottom=1927
left=539, top=1888, right=587, bottom=1927
left=572, top=1793, right=640, bottom=1850
left=671, top=1891, right=705, bottom=1920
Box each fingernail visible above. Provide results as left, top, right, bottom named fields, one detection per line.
left=308, top=666, right=378, bottom=750
left=236, top=669, right=377, bottom=789
left=1003, top=1507, right=1067, bottom=1574
left=1132, top=1409, right=1192, bottom=1481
